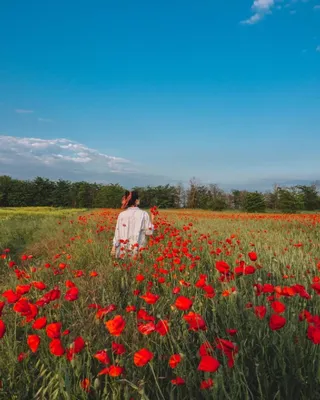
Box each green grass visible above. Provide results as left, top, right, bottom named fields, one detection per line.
left=0, top=209, right=320, bottom=399
left=0, top=207, right=86, bottom=218
left=0, top=207, right=86, bottom=258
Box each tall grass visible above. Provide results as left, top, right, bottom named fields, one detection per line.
left=0, top=209, right=320, bottom=399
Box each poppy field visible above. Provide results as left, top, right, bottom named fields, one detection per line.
left=1, top=208, right=320, bottom=399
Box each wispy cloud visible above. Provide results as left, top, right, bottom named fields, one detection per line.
left=38, top=117, right=53, bottom=122
left=314, top=5, right=320, bottom=10
left=15, top=109, right=34, bottom=114
left=241, top=0, right=275, bottom=25
left=316, top=46, right=320, bottom=52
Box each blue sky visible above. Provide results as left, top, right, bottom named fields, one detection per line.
left=1, top=0, right=320, bottom=190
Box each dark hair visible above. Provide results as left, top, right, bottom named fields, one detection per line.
left=122, top=190, right=139, bottom=208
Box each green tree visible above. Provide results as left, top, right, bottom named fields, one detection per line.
left=75, top=182, right=99, bottom=208
left=278, top=188, right=299, bottom=213
left=52, top=180, right=73, bottom=207
left=93, top=184, right=125, bottom=208
left=0, top=175, right=13, bottom=206
left=31, top=177, right=55, bottom=206
left=243, top=191, right=266, bottom=213
left=296, top=185, right=319, bottom=211
left=207, top=184, right=227, bottom=211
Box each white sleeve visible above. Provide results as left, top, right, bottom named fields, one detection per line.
left=113, top=215, right=121, bottom=247
left=143, top=212, right=154, bottom=236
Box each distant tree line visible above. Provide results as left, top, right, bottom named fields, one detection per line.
left=0, top=175, right=319, bottom=213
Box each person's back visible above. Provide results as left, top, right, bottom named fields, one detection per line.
left=111, top=191, right=154, bottom=258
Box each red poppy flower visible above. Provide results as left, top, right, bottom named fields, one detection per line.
left=32, top=281, right=47, bottom=290
left=155, top=320, right=169, bottom=336
left=16, top=285, right=31, bottom=295
left=307, top=325, right=320, bottom=344
left=108, top=365, right=124, bottom=377
left=17, top=352, right=28, bottom=362
left=198, top=356, right=220, bottom=373
left=200, top=378, right=214, bottom=390
left=311, top=282, right=320, bottom=295
left=133, top=348, right=154, bottom=367
left=13, top=298, right=38, bottom=321
left=80, top=378, right=90, bottom=392
left=2, top=289, right=20, bottom=304
left=105, top=315, right=126, bottom=336
left=215, top=338, right=239, bottom=368
left=94, top=350, right=110, bottom=364
left=96, top=304, right=117, bottom=319
left=32, top=317, right=47, bottom=330
left=73, top=337, right=85, bottom=354
left=172, top=287, right=181, bottom=294
left=112, top=342, right=126, bottom=355
left=138, top=322, right=156, bottom=335
left=269, top=314, right=286, bottom=331
left=46, top=322, right=62, bottom=339
left=49, top=339, right=65, bottom=356
left=65, top=287, right=79, bottom=301
left=271, top=301, right=286, bottom=314
left=140, top=293, right=160, bottom=304
left=299, top=310, right=312, bottom=322
left=126, top=305, right=136, bottom=313
left=199, top=341, right=214, bottom=357
left=234, top=266, right=245, bottom=275
left=263, top=284, right=274, bottom=293
left=97, top=368, right=109, bottom=376
left=254, top=305, right=267, bottom=320
left=215, top=261, right=230, bottom=274
left=244, top=266, right=256, bottom=275
left=0, top=301, right=4, bottom=316
left=169, top=354, right=182, bottom=369
left=171, top=377, right=185, bottom=385
left=175, top=296, right=193, bottom=311
left=184, top=312, right=207, bottom=331
left=202, top=285, right=216, bottom=298
left=13, top=298, right=31, bottom=315
left=137, top=309, right=155, bottom=322
left=27, top=334, right=40, bottom=353
left=0, top=320, right=6, bottom=339
left=66, top=348, right=75, bottom=362
left=195, top=274, right=207, bottom=288
left=248, top=251, right=257, bottom=262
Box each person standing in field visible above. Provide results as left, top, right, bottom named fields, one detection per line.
left=111, top=191, right=155, bottom=258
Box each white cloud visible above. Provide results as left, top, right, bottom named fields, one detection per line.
left=15, top=109, right=34, bottom=114
left=242, top=13, right=263, bottom=24
left=242, top=0, right=317, bottom=24
left=0, top=135, right=132, bottom=174
left=253, top=0, right=274, bottom=11
left=241, top=0, right=275, bottom=24
left=0, top=135, right=175, bottom=187
left=317, top=46, right=320, bottom=52
left=38, top=117, right=53, bottom=122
